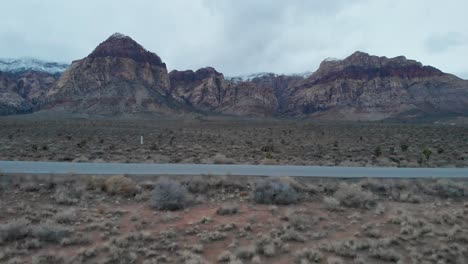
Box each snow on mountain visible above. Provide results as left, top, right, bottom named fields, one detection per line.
left=323, top=57, right=341, bottom=62
left=226, top=72, right=277, bottom=83
left=0, top=58, right=69, bottom=74
left=226, top=71, right=313, bottom=83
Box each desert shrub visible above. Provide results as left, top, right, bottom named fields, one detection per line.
left=104, top=175, right=138, bottom=196
left=60, top=233, right=91, bottom=246
left=32, top=254, right=65, bottom=264
left=322, top=196, right=341, bottom=211
left=149, top=143, right=158, bottom=151
left=85, top=176, right=106, bottom=191
left=333, top=141, right=339, bottom=148
left=320, top=239, right=370, bottom=258
left=151, top=179, right=190, bottom=210
left=400, top=143, right=409, bottom=152
left=213, top=154, right=235, bottom=164
left=235, top=245, right=256, bottom=260
left=369, top=248, right=401, bottom=262
left=327, top=257, right=344, bottom=264
left=198, top=231, right=227, bottom=242
left=217, top=204, right=239, bottom=216
left=178, top=250, right=207, bottom=264
left=54, top=209, right=77, bottom=224
left=54, top=186, right=82, bottom=205
left=334, top=183, right=376, bottom=209
left=160, top=212, right=181, bottom=223
left=251, top=256, right=262, bottom=264
left=281, top=229, right=306, bottom=243
left=260, top=158, right=278, bottom=165
left=261, top=145, right=275, bottom=152
left=20, top=182, right=41, bottom=192
left=0, top=218, right=30, bottom=243
left=285, top=212, right=316, bottom=231
left=32, top=223, right=71, bottom=243
left=253, top=234, right=278, bottom=257
left=429, top=179, right=466, bottom=198
left=253, top=179, right=299, bottom=205
left=76, top=140, right=87, bottom=148
left=218, top=250, right=234, bottom=262
left=294, top=248, right=323, bottom=263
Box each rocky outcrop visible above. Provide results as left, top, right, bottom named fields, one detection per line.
left=169, top=67, right=225, bottom=111
left=42, top=33, right=178, bottom=115
left=220, top=81, right=278, bottom=116
left=0, top=71, right=60, bottom=115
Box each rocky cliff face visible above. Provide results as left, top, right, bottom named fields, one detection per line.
left=42, top=33, right=178, bottom=115
left=169, top=67, right=225, bottom=111
left=169, top=68, right=281, bottom=116
left=280, top=52, right=468, bottom=120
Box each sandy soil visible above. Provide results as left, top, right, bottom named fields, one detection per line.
left=1, top=174, right=467, bottom=264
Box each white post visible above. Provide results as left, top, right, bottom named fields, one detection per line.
left=140, top=136, right=144, bottom=145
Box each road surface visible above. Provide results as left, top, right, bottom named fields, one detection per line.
left=0, top=161, right=467, bottom=178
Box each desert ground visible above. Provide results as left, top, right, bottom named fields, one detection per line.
left=0, top=116, right=467, bottom=167
left=1, top=174, right=467, bottom=264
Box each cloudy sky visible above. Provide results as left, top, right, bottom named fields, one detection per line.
left=1, top=0, right=467, bottom=78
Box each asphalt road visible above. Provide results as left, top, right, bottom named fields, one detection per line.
left=0, top=161, right=467, bottom=178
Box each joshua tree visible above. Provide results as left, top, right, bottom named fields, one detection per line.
left=374, top=146, right=382, bottom=157
left=422, top=148, right=432, bottom=161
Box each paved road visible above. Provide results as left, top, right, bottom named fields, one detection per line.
left=0, top=161, right=467, bottom=178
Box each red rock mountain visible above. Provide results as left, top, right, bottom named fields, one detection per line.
left=3, top=33, right=466, bottom=120
left=281, top=52, right=468, bottom=120
left=42, top=33, right=180, bottom=115
left=168, top=67, right=279, bottom=116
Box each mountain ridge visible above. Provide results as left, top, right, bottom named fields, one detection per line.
left=1, top=33, right=467, bottom=120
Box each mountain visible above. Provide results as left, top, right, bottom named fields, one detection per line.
left=279, top=51, right=468, bottom=120
left=1, top=33, right=467, bottom=120
left=41, top=33, right=182, bottom=115
left=0, top=59, right=65, bottom=115
left=0, top=58, right=68, bottom=74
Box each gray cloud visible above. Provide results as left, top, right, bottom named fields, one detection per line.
left=425, top=32, right=466, bottom=53
left=0, top=0, right=467, bottom=77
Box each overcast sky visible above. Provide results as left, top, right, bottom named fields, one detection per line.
left=1, top=0, right=467, bottom=78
